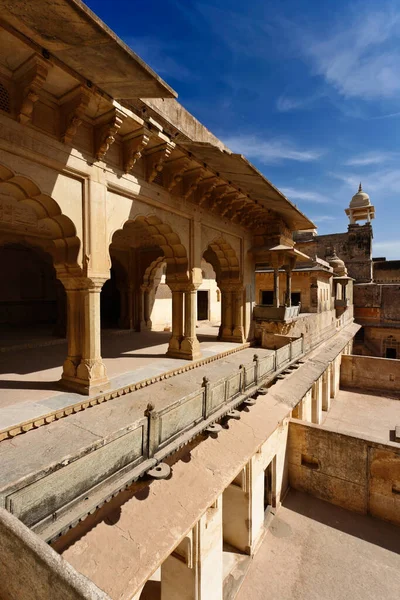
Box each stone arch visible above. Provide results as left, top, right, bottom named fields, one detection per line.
left=0, top=164, right=80, bottom=270
left=142, top=256, right=166, bottom=288
left=203, top=236, right=240, bottom=284
left=111, top=215, right=188, bottom=279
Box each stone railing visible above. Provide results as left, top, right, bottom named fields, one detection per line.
left=253, top=304, right=301, bottom=322
left=1, top=339, right=304, bottom=543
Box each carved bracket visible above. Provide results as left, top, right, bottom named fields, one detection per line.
left=60, top=86, right=92, bottom=145
left=218, top=191, right=240, bottom=216
left=197, top=176, right=219, bottom=206
left=94, top=108, right=125, bottom=161
left=209, top=184, right=230, bottom=209
left=123, top=127, right=151, bottom=173
left=146, top=142, right=175, bottom=183
left=14, top=55, right=49, bottom=125
left=163, top=156, right=191, bottom=192
left=182, top=167, right=206, bottom=200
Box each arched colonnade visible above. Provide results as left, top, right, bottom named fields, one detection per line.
left=0, top=164, right=246, bottom=395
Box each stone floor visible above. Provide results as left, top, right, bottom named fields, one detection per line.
left=237, top=489, right=400, bottom=600
left=0, top=324, right=244, bottom=432
left=323, top=387, right=400, bottom=444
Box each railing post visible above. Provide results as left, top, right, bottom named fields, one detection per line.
left=289, top=340, right=293, bottom=361
left=253, top=353, right=260, bottom=384
left=145, top=402, right=159, bottom=458
left=239, top=364, right=246, bottom=393
left=202, top=376, right=211, bottom=418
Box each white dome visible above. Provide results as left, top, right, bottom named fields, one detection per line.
left=350, top=183, right=371, bottom=209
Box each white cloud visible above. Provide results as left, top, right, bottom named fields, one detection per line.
left=280, top=187, right=329, bottom=204
left=310, top=215, right=337, bottom=222
left=223, top=135, right=323, bottom=164
left=330, top=168, right=400, bottom=195
left=301, top=6, right=400, bottom=100
left=344, top=152, right=399, bottom=166
left=276, top=92, right=323, bottom=113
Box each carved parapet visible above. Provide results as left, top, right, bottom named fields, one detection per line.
left=163, top=156, right=191, bottom=192
left=60, top=86, right=92, bottom=145
left=122, top=126, right=151, bottom=173
left=94, top=108, right=125, bottom=161
left=14, top=55, right=49, bottom=125
left=146, top=142, right=175, bottom=183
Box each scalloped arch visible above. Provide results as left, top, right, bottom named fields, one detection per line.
left=0, top=164, right=80, bottom=269
left=112, top=215, right=189, bottom=277
left=203, top=235, right=241, bottom=283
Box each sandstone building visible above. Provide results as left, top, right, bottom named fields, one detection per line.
left=0, top=2, right=399, bottom=600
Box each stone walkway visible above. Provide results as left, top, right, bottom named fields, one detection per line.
left=0, top=326, right=244, bottom=434
left=323, top=387, right=400, bottom=444
left=237, top=489, right=400, bottom=600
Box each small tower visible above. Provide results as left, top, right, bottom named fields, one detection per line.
left=345, top=183, right=375, bottom=224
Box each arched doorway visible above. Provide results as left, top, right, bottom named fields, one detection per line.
left=203, top=237, right=244, bottom=342
left=0, top=243, right=66, bottom=342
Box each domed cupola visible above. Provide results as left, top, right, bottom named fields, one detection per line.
left=345, top=183, right=375, bottom=224
left=328, top=250, right=348, bottom=277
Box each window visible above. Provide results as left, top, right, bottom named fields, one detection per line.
left=261, top=290, right=274, bottom=305
left=291, top=292, right=301, bottom=306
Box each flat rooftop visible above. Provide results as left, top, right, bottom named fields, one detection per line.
left=323, top=387, right=400, bottom=444
left=237, top=489, right=400, bottom=600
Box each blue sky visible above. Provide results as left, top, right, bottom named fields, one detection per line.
left=87, top=0, right=400, bottom=258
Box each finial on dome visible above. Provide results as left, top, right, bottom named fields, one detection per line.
left=358, top=182, right=362, bottom=193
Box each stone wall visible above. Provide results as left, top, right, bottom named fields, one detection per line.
left=340, top=355, right=400, bottom=392
left=295, top=224, right=373, bottom=282
left=0, top=507, right=110, bottom=600
left=288, top=420, right=400, bottom=526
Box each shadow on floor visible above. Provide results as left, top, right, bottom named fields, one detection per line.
left=284, top=489, right=400, bottom=554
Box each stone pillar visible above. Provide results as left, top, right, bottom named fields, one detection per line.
left=322, top=367, right=331, bottom=412
left=331, top=355, right=341, bottom=397
left=232, top=287, right=245, bottom=342
left=166, top=285, right=184, bottom=358
left=127, top=284, right=134, bottom=330
left=140, top=286, right=151, bottom=330
left=285, top=267, right=292, bottom=306
left=61, top=277, right=109, bottom=395
left=311, top=378, right=323, bottom=424
left=180, top=286, right=201, bottom=360
left=273, top=268, right=280, bottom=308
left=221, top=287, right=233, bottom=340
left=161, top=498, right=223, bottom=600
left=61, top=280, right=82, bottom=381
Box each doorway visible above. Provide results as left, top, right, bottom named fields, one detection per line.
left=197, top=290, right=209, bottom=321
left=264, top=457, right=276, bottom=514
left=385, top=347, right=397, bottom=359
